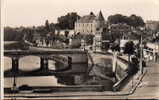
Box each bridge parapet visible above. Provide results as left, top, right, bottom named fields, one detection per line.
left=4, top=50, right=88, bottom=78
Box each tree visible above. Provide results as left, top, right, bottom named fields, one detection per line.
left=64, top=30, right=69, bottom=45
left=124, top=41, right=135, bottom=63
left=108, top=14, right=128, bottom=24
left=64, top=30, right=69, bottom=37
left=111, top=43, right=120, bottom=52
left=128, top=15, right=145, bottom=28
left=57, top=12, right=80, bottom=29
left=107, top=14, right=145, bottom=28
left=4, top=27, right=24, bottom=41
left=124, top=41, right=136, bottom=75
left=49, top=23, right=56, bottom=33
left=20, top=28, right=34, bottom=42
left=83, top=34, right=94, bottom=45
left=45, top=20, right=51, bottom=32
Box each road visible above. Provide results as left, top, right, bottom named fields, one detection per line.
left=128, top=61, right=159, bottom=99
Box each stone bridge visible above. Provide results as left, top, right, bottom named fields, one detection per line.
left=4, top=50, right=88, bottom=78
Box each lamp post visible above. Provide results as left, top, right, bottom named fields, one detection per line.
left=140, top=35, right=143, bottom=74
left=139, top=27, right=145, bottom=74
left=155, top=32, right=159, bottom=61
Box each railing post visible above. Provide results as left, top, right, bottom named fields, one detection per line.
left=12, top=57, right=19, bottom=73
left=40, top=57, right=48, bottom=70
left=68, top=56, right=72, bottom=69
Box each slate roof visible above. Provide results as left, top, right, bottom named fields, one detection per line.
left=77, top=11, right=105, bottom=23
left=77, top=12, right=96, bottom=23
left=95, top=11, right=105, bottom=21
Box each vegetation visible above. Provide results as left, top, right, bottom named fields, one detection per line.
left=5, top=11, right=155, bottom=51
left=110, top=41, right=120, bottom=52
left=56, top=12, right=80, bottom=29
left=108, top=14, right=145, bottom=28
left=4, top=12, right=80, bottom=42
left=83, top=34, right=95, bottom=45
left=124, top=41, right=135, bottom=62
left=123, top=41, right=136, bottom=74
left=4, top=27, right=24, bottom=41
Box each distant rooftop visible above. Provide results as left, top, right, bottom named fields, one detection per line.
left=95, top=10, right=105, bottom=21
left=77, top=11, right=105, bottom=23
left=146, top=20, right=159, bottom=24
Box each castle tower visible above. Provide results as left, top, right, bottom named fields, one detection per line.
left=95, top=10, right=105, bottom=29
left=93, top=11, right=108, bottom=51
left=96, top=10, right=105, bottom=22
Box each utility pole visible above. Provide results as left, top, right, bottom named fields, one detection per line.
left=155, top=40, right=157, bottom=62
left=140, top=34, right=143, bottom=74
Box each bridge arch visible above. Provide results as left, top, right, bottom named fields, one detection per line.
left=4, top=56, right=12, bottom=71
left=19, top=55, right=40, bottom=71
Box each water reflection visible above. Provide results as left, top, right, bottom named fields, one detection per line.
left=4, top=56, right=64, bottom=88
left=4, top=57, right=12, bottom=71
left=19, top=56, right=40, bottom=71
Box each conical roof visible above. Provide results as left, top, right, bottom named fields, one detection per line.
left=96, top=10, right=105, bottom=21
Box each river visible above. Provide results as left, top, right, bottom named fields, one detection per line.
left=4, top=56, right=64, bottom=88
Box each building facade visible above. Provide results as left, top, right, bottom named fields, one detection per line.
left=146, top=21, right=159, bottom=31
left=109, top=23, right=131, bottom=39
left=74, top=11, right=106, bottom=35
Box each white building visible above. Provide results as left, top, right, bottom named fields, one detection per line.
left=74, top=11, right=105, bottom=35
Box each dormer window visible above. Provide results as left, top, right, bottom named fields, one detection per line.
left=96, top=28, right=100, bottom=31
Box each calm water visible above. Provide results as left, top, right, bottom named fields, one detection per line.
left=4, top=56, right=64, bottom=88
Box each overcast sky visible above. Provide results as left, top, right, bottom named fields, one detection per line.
left=4, top=0, right=159, bottom=27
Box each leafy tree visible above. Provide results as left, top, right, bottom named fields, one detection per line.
left=83, top=34, right=94, bottom=45
left=64, top=30, right=69, bottom=37
left=108, top=14, right=145, bottom=28
left=128, top=15, right=145, bottom=28
left=108, top=14, right=128, bottom=24
left=111, top=43, right=120, bottom=52
left=45, top=20, right=50, bottom=32
left=22, top=28, right=33, bottom=42
left=57, top=12, right=80, bottom=29
left=49, top=23, right=56, bottom=33
left=64, top=30, right=69, bottom=45
left=124, top=41, right=135, bottom=63
left=124, top=41, right=136, bottom=75
left=4, top=27, right=24, bottom=41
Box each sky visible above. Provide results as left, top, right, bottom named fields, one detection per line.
left=3, top=0, right=159, bottom=27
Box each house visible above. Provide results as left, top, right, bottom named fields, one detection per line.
left=74, top=11, right=106, bottom=35
left=32, top=31, right=46, bottom=46
left=146, top=20, right=159, bottom=31
left=144, top=42, right=159, bottom=61
left=109, top=23, right=131, bottom=39
left=146, top=43, right=159, bottom=53
left=74, top=11, right=110, bottom=51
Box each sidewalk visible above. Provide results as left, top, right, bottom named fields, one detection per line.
left=127, top=61, right=159, bottom=99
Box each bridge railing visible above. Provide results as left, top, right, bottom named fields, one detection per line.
left=4, top=50, right=88, bottom=77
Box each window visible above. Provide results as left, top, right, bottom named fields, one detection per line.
left=91, top=29, right=92, bottom=33
left=96, top=28, right=99, bottom=31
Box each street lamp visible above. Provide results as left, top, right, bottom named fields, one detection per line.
left=139, top=27, right=145, bottom=74
left=154, top=32, right=159, bottom=61
left=140, top=35, right=143, bottom=74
